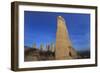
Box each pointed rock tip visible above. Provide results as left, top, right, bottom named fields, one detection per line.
left=57, top=16, right=64, bottom=19
left=57, top=16, right=65, bottom=21
left=58, top=16, right=62, bottom=18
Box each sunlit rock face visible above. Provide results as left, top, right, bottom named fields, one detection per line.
left=55, top=16, right=78, bottom=60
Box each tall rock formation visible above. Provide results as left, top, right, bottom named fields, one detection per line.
left=55, top=16, right=78, bottom=60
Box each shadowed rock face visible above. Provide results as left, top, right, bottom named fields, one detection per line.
left=55, top=16, right=79, bottom=60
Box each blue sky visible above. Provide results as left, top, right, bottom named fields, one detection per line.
left=24, top=11, right=90, bottom=51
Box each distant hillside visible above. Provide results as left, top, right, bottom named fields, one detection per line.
left=77, top=50, right=90, bottom=59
